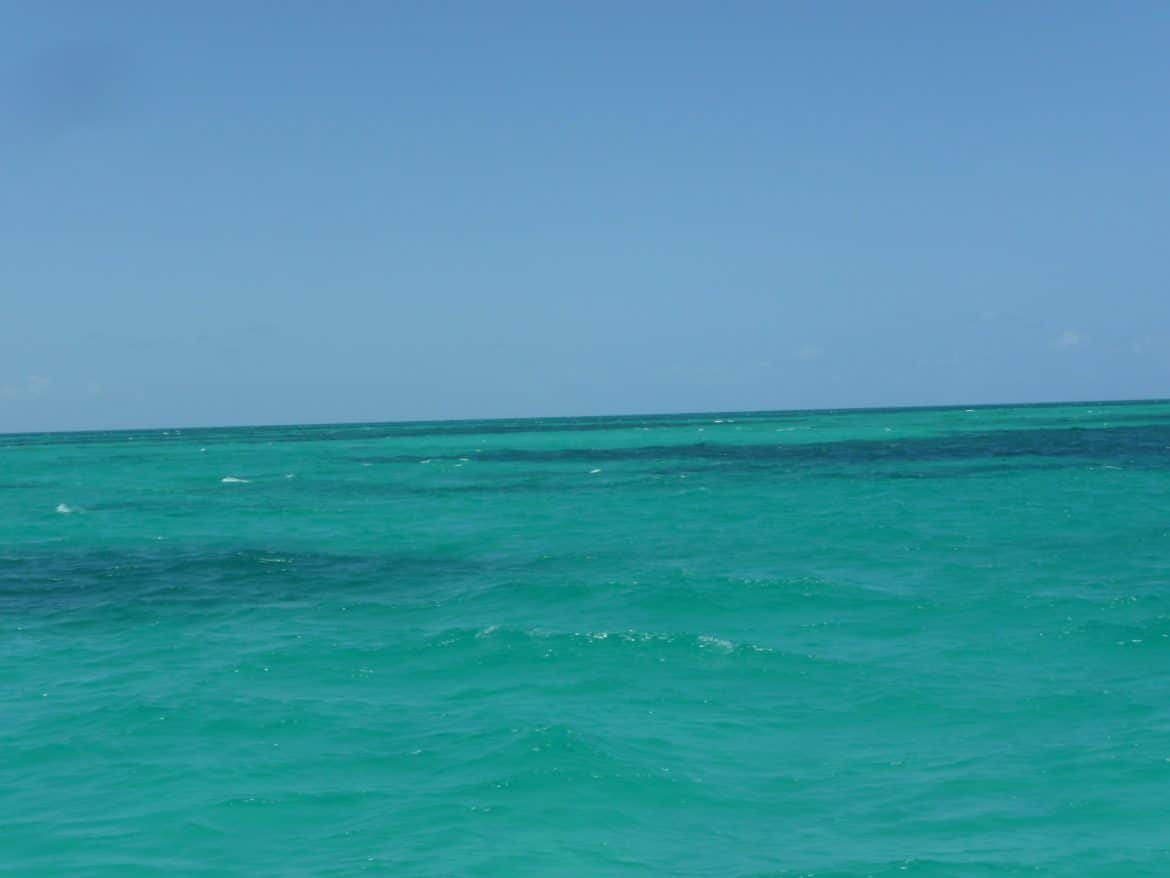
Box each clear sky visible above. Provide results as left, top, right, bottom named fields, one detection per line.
left=3, top=2, right=1168, bottom=432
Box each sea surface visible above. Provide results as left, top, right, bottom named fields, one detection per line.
left=4, top=401, right=1170, bottom=877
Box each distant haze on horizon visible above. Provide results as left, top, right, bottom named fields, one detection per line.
left=3, top=2, right=1169, bottom=433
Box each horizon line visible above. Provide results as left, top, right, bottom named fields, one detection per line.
left=2, top=394, right=1167, bottom=440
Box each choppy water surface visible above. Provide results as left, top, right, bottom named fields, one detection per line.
left=4, top=401, right=1170, bottom=876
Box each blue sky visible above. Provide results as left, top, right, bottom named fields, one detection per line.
left=3, top=2, right=1168, bottom=432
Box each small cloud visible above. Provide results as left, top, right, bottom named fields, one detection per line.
left=791, top=344, right=824, bottom=361
left=1053, top=329, right=1083, bottom=350
left=0, top=375, right=50, bottom=400
left=1130, top=335, right=1157, bottom=358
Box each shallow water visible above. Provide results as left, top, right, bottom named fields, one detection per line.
left=4, top=401, right=1170, bottom=876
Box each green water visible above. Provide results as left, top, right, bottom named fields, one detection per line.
left=4, top=401, right=1170, bottom=876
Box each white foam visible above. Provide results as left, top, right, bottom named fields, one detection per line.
left=220, top=476, right=249, bottom=483
left=55, top=503, right=74, bottom=514
left=698, top=635, right=734, bottom=652
left=589, top=468, right=602, bottom=474
left=284, top=473, right=295, bottom=479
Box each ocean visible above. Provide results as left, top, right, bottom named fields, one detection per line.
left=3, top=400, right=1170, bottom=876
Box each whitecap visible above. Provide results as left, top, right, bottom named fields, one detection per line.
left=220, top=476, right=249, bottom=484
left=697, top=635, right=734, bottom=652
left=589, top=468, right=602, bottom=474
left=55, top=503, right=74, bottom=514
left=284, top=473, right=296, bottom=479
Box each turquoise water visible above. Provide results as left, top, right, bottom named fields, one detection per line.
left=4, top=401, right=1170, bottom=876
